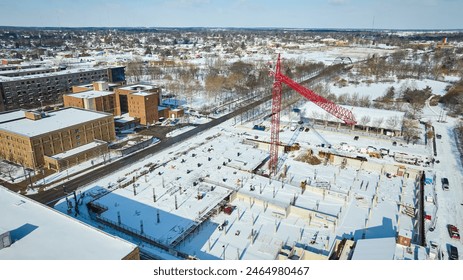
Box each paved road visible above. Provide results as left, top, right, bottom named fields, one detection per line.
left=28, top=65, right=346, bottom=205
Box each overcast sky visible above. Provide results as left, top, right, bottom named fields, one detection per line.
left=0, top=0, right=461, bottom=29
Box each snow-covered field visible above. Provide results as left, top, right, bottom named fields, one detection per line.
left=331, top=78, right=451, bottom=100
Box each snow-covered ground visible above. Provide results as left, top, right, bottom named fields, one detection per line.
left=0, top=161, right=33, bottom=184
left=20, top=41, right=459, bottom=260
left=27, top=150, right=122, bottom=194
left=50, top=97, right=463, bottom=259
left=331, top=78, right=452, bottom=100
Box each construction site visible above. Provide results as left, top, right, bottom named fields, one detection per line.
left=53, top=55, right=441, bottom=260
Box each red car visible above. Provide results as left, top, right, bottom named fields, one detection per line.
left=448, top=224, right=460, bottom=240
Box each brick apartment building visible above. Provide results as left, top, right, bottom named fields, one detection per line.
left=0, top=108, right=115, bottom=170
left=114, top=84, right=161, bottom=125
left=65, top=82, right=163, bottom=126
left=0, top=66, right=125, bottom=111
left=64, top=81, right=117, bottom=115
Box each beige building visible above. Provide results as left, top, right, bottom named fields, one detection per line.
left=65, top=83, right=162, bottom=126
left=64, top=81, right=117, bottom=115
left=0, top=108, right=115, bottom=170
left=158, top=106, right=185, bottom=120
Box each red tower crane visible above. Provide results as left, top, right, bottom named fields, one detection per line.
left=269, top=54, right=357, bottom=175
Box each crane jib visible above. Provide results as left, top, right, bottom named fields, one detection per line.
left=276, top=72, right=356, bottom=125
left=269, top=54, right=356, bottom=175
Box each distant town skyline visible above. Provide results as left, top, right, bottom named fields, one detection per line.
left=0, top=0, right=462, bottom=30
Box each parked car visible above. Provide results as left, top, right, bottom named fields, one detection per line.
left=442, top=177, right=449, bottom=191
left=429, top=241, right=439, bottom=260
left=447, top=224, right=460, bottom=240
left=252, top=125, right=265, bottom=131
left=449, top=245, right=459, bottom=260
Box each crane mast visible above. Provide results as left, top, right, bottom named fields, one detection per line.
left=268, top=54, right=356, bottom=175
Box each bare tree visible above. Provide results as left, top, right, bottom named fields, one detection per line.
left=205, top=73, right=226, bottom=104
left=1, top=163, right=16, bottom=181
left=386, top=116, right=401, bottom=130
left=372, top=117, right=384, bottom=132
left=358, top=116, right=371, bottom=130
left=409, top=102, right=423, bottom=119
left=148, top=66, right=163, bottom=80
left=350, top=92, right=360, bottom=106
left=359, top=95, right=371, bottom=108
left=402, top=119, right=421, bottom=144
left=380, top=86, right=395, bottom=101
left=125, top=58, right=144, bottom=82
left=391, top=50, right=407, bottom=66
left=337, top=93, right=349, bottom=105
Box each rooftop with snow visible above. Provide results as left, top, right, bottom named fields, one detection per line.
left=132, top=91, right=155, bottom=96
left=0, top=108, right=112, bottom=137
left=0, top=186, right=138, bottom=260
left=67, top=89, right=114, bottom=99
left=119, top=84, right=158, bottom=91
left=0, top=66, right=120, bottom=82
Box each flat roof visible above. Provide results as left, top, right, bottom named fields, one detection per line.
left=0, top=67, right=110, bottom=83
left=76, top=83, right=94, bottom=89
left=119, top=84, right=157, bottom=91
left=75, top=82, right=118, bottom=89
left=0, top=186, right=137, bottom=260
left=0, top=64, right=42, bottom=71
left=115, top=113, right=136, bottom=123
left=131, top=91, right=154, bottom=96
left=67, top=90, right=114, bottom=99
left=0, top=66, right=54, bottom=76
left=351, top=237, right=396, bottom=260
left=0, top=110, right=26, bottom=124
left=51, top=140, right=107, bottom=160
left=0, top=108, right=111, bottom=138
